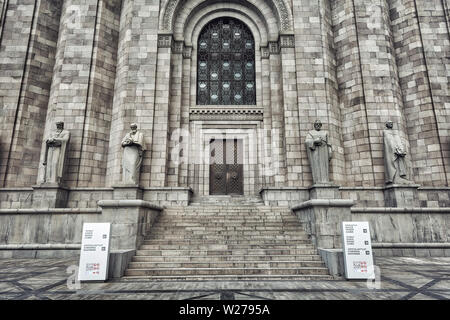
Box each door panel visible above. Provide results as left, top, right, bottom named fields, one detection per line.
left=210, top=139, right=243, bottom=195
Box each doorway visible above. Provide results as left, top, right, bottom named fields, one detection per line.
left=209, top=138, right=243, bottom=195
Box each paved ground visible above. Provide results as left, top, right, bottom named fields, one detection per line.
left=0, top=257, right=449, bottom=300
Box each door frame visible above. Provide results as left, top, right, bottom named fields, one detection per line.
left=209, top=138, right=244, bottom=195
left=188, top=122, right=263, bottom=197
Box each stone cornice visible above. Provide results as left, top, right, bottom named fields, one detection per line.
left=292, top=199, right=355, bottom=210
left=351, top=207, right=450, bottom=214
left=190, top=107, right=264, bottom=121
left=98, top=200, right=163, bottom=211
left=0, top=208, right=101, bottom=214
left=190, top=107, right=263, bottom=115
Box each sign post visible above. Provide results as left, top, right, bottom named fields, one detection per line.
left=341, top=221, right=375, bottom=280
left=78, top=223, right=111, bottom=282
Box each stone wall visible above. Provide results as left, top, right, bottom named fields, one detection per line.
left=0, top=0, right=448, bottom=193
left=67, top=188, right=113, bottom=208
left=388, top=0, right=449, bottom=187
left=331, top=0, right=376, bottom=187
left=293, top=0, right=345, bottom=187
left=0, top=188, right=33, bottom=209
left=417, top=188, right=450, bottom=208
left=0, top=0, right=36, bottom=186
left=105, top=0, right=161, bottom=188
left=41, top=0, right=121, bottom=188
left=263, top=187, right=450, bottom=208
left=352, top=208, right=450, bottom=245
left=0, top=187, right=194, bottom=209
left=0, top=0, right=63, bottom=187
left=0, top=202, right=161, bottom=257
left=76, top=0, right=121, bottom=187
left=260, top=187, right=309, bottom=207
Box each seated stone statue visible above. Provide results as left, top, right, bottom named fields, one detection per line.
left=121, top=123, right=146, bottom=185
left=383, top=121, right=410, bottom=184
left=42, top=121, right=70, bottom=184
left=305, top=120, right=333, bottom=184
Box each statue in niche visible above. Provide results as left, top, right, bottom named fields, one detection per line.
left=42, top=121, right=70, bottom=184
left=121, top=123, right=146, bottom=185
left=383, top=121, right=411, bottom=184
left=305, top=120, right=333, bottom=184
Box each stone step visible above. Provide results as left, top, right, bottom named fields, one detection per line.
left=162, top=211, right=294, bottom=215
left=164, top=207, right=290, bottom=209
left=128, top=260, right=325, bottom=269
left=138, top=243, right=315, bottom=250
left=150, top=225, right=304, bottom=230
left=146, top=231, right=308, bottom=240
left=152, top=222, right=303, bottom=227
left=135, top=248, right=319, bottom=256
left=148, top=231, right=306, bottom=236
left=150, top=225, right=303, bottom=229
left=150, top=228, right=303, bottom=233
left=122, top=274, right=334, bottom=281
left=124, top=204, right=330, bottom=280
left=165, top=214, right=288, bottom=216
left=164, top=206, right=289, bottom=210
left=146, top=231, right=307, bottom=237
left=152, top=225, right=302, bottom=229
left=163, top=209, right=290, bottom=213
left=157, top=216, right=298, bottom=220
left=189, top=200, right=265, bottom=204
left=141, top=239, right=311, bottom=245
left=160, top=209, right=294, bottom=213
left=188, top=196, right=264, bottom=204
left=169, top=208, right=288, bottom=210
left=156, top=219, right=299, bottom=223
left=132, top=254, right=323, bottom=262
left=147, top=229, right=305, bottom=235
left=125, top=267, right=330, bottom=277
left=145, top=233, right=309, bottom=240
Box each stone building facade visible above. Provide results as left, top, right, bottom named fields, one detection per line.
left=0, top=0, right=449, bottom=264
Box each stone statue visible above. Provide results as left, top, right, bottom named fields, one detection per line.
left=305, top=120, right=333, bottom=184
left=121, top=123, right=146, bottom=185
left=42, top=122, right=70, bottom=184
left=383, top=121, right=410, bottom=184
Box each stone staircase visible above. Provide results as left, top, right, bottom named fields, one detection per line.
left=123, top=201, right=332, bottom=280
left=189, top=195, right=265, bottom=206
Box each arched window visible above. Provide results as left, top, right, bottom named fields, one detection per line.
left=197, top=18, right=256, bottom=105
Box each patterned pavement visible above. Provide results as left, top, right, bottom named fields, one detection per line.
left=0, top=257, right=449, bottom=300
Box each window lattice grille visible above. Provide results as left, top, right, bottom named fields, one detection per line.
left=197, top=18, right=256, bottom=105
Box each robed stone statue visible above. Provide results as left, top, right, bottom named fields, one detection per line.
left=42, top=122, right=70, bottom=184
left=383, top=121, right=410, bottom=184
left=121, top=123, right=146, bottom=185
left=305, top=120, right=333, bottom=184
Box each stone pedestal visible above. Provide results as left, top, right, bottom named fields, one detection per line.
left=112, top=184, right=143, bottom=200
left=98, top=200, right=161, bottom=251
left=108, top=249, right=136, bottom=279
left=318, top=248, right=345, bottom=278
left=292, top=184, right=353, bottom=249
left=309, top=184, right=341, bottom=199
left=259, top=187, right=310, bottom=207
left=384, top=184, right=420, bottom=207
left=98, top=200, right=162, bottom=278
left=292, top=199, right=354, bottom=249
left=143, top=187, right=193, bottom=206
left=32, top=184, right=69, bottom=208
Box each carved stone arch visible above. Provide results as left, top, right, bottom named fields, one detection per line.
left=183, top=8, right=268, bottom=47
left=175, top=1, right=276, bottom=42
left=160, top=0, right=293, bottom=33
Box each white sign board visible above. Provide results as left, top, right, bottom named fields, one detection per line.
left=78, top=223, right=111, bottom=281
left=341, top=221, right=375, bottom=280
